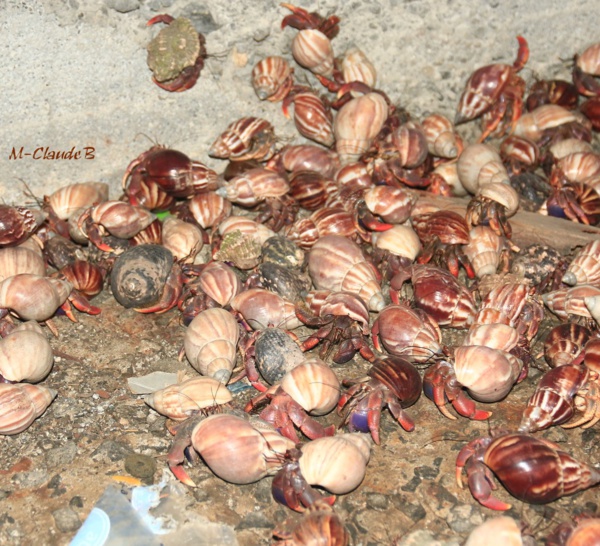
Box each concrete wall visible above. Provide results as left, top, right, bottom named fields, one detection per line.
left=2, top=0, right=597, bottom=204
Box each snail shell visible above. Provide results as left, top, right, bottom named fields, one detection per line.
left=465, top=516, right=532, bottom=546
left=309, top=235, right=384, bottom=312
left=334, top=92, right=388, bottom=164
left=280, top=358, right=340, bottom=415
left=299, top=433, right=371, bottom=495
left=457, top=143, right=510, bottom=194
left=188, top=191, right=232, bottom=229
left=213, top=230, right=262, bottom=270
left=0, top=383, right=57, bottom=435
left=371, top=225, right=422, bottom=261
left=0, top=274, right=72, bottom=321
left=184, top=307, right=239, bottom=383
left=261, top=235, right=305, bottom=269
left=0, top=321, right=53, bottom=383
left=462, top=226, right=506, bottom=278
left=421, top=113, right=460, bottom=158
left=291, top=29, right=334, bottom=77
left=255, top=327, right=306, bottom=385
left=197, top=261, right=241, bottom=307
left=161, top=217, right=203, bottom=263
left=0, top=246, right=46, bottom=282
left=190, top=413, right=295, bottom=484
left=341, top=47, right=377, bottom=88
left=110, top=244, right=174, bottom=309
left=513, top=104, right=579, bottom=142
left=218, top=216, right=276, bottom=245
left=563, top=240, right=600, bottom=287
left=231, top=288, right=301, bottom=331
left=46, top=182, right=109, bottom=220
left=252, top=55, right=293, bottom=101
left=144, top=376, right=232, bottom=420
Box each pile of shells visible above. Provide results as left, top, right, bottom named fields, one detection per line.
left=2, top=3, right=600, bottom=544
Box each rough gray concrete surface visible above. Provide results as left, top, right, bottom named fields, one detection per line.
left=1, top=0, right=598, bottom=204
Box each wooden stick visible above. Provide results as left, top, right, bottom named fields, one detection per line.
left=414, top=193, right=600, bottom=252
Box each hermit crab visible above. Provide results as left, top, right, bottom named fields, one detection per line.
left=146, top=15, right=207, bottom=92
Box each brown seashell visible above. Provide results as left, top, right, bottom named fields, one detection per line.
left=462, top=226, right=506, bottom=278
left=0, top=383, right=57, bottom=435
left=89, top=201, right=156, bottom=239
left=308, top=235, right=384, bottom=311
left=197, top=261, right=241, bottom=307
left=299, top=433, right=371, bottom=495
left=457, top=143, right=510, bottom=194
left=543, top=285, right=600, bottom=321
left=422, top=113, right=460, bottom=158
left=291, top=29, right=334, bottom=77
left=341, top=47, right=377, bottom=88
left=230, top=288, right=301, bottom=330
left=371, top=225, right=421, bottom=261
left=214, top=230, right=262, bottom=270
left=188, top=191, right=232, bottom=229
left=0, top=321, right=53, bottom=383
left=217, top=216, right=275, bottom=245
left=216, top=168, right=290, bottom=207
left=45, top=182, right=109, bottom=220
left=162, top=217, right=203, bottom=263
left=513, top=104, right=579, bottom=142
left=563, top=240, right=600, bottom=286
left=334, top=92, right=388, bottom=164
left=184, top=308, right=239, bottom=383
left=190, top=414, right=294, bottom=484
left=0, top=246, right=46, bottom=283
left=144, top=376, right=232, bottom=420
left=252, top=56, right=293, bottom=101
left=284, top=91, right=334, bottom=147
left=209, top=117, right=276, bottom=162
left=0, top=274, right=72, bottom=321
left=363, top=186, right=415, bottom=224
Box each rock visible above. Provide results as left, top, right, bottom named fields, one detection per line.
left=124, top=453, right=156, bottom=482
left=366, top=492, right=389, bottom=510
left=12, top=469, right=49, bottom=489
left=396, top=530, right=461, bottom=546
left=103, top=0, right=140, bottom=13
left=45, top=441, right=77, bottom=469
left=52, top=506, right=81, bottom=533
left=446, top=504, right=484, bottom=534
left=236, top=511, right=272, bottom=530
left=90, top=440, right=133, bottom=463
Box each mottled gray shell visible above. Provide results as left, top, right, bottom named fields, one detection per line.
left=147, top=18, right=200, bottom=83
left=511, top=244, right=563, bottom=285
left=258, top=262, right=307, bottom=302
left=214, top=230, right=262, bottom=270
left=255, top=328, right=306, bottom=384
left=110, top=244, right=173, bottom=308
left=261, top=236, right=304, bottom=268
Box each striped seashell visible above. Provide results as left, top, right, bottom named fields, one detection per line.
left=421, top=113, right=460, bottom=158
left=462, top=226, right=506, bottom=279
left=216, top=168, right=290, bottom=207
left=341, top=47, right=377, bottom=88
left=188, top=191, right=232, bottom=229
left=184, top=307, right=239, bottom=383
left=45, top=182, right=109, bottom=220
left=371, top=225, right=421, bottom=261
left=291, top=29, right=334, bottom=77
left=512, top=104, right=579, bottom=142
left=0, top=383, right=57, bottom=435
left=544, top=285, right=600, bottom=321
left=217, top=216, right=275, bottom=245
left=563, top=240, right=600, bottom=286
left=144, top=376, right=232, bottom=420
left=0, top=246, right=46, bottom=283
left=283, top=91, right=334, bottom=147
left=308, top=235, right=384, bottom=311
left=251, top=56, right=293, bottom=101
left=196, top=261, right=241, bottom=307
left=209, top=117, right=276, bottom=162
left=0, top=321, right=53, bottom=383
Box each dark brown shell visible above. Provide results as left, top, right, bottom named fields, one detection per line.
left=258, top=262, right=308, bottom=302
left=510, top=244, right=563, bottom=286
left=147, top=17, right=201, bottom=83
left=261, top=236, right=305, bottom=269
left=110, top=244, right=173, bottom=308
left=255, top=328, right=306, bottom=384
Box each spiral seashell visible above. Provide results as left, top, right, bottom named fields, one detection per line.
left=0, top=321, right=53, bottom=383
left=479, top=182, right=520, bottom=216
left=392, top=121, right=429, bottom=169
left=512, top=104, right=579, bottom=142
left=45, top=182, right=109, bottom=220
left=0, top=205, right=46, bottom=247
left=196, top=261, right=241, bottom=307
left=209, top=117, right=276, bottom=162
left=298, top=433, right=371, bottom=495
left=284, top=91, right=334, bottom=147
left=184, top=307, right=239, bottom=383
left=308, top=235, right=384, bottom=311
left=251, top=56, right=293, bottom=101
left=421, top=113, right=460, bottom=158
left=341, top=47, right=377, bottom=88
left=363, top=186, right=415, bottom=224
left=144, top=376, right=232, bottom=420
left=464, top=323, right=519, bottom=353
left=462, top=226, right=505, bottom=278
left=231, top=288, right=301, bottom=330
left=161, top=217, right=203, bottom=264
left=0, top=383, right=57, bottom=435
left=291, top=29, right=334, bottom=77
left=334, top=92, right=388, bottom=164
left=544, top=323, right=591, bottom=368
left=0, top=274, right=72, bottom=321
left=217, top=216, right=275, bottom=245
left=557, top=151, right=600, bottom=184
left=549, top=138, right=594, bottom=161
left=543, top=285, right=600, bottom=321
left=563, top=240, right=600, bottom=286
left=280, top=358, right=340, bottom=415
left=89, top=201, right=156, bottom=239
left=278, top=145, right=341, bottom=179
left=454, top=345, right=522, bottom=403
left=465, top=516, right=530, bottom=546
left=431, top=161, right=468, bottom=196
left=0, top=246, right=46, bottom=282
left=577, top=42, right=600, bottom=75
left=216, top=168, right=290, bottom=207
left=288, top=207, right=356, bottom=249
left=190, top=413, right=295, bottom=484
left=371, top=225, right=422, bottom=261
left=288, top=170, right=335, bottom=211
left=188, top=191, right=232, bottom=230
left=110, top=244, right=174, bottom=309
left=60, top=260, right=104, bottom=298
left=213, top=230, right=262, bottom=270
left=457, top=143, right=510, bottom=194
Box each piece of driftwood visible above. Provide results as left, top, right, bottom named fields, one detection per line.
left=414, top=192, right=600, bottom=252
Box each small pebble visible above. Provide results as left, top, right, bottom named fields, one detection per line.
left=90, top=441, right=133, bottom=464
left=446, top=504, right=484, bottom=533
left=70, top=496, right=84, bottom=509
left=366, top=492, right=389, bottom=510
left=45, top=441, right=77, bottom=469
left=52, top=506, right=81, bottom=533
left=124, top=453, right=156, bottom=482
left=236, top=511, right=272, bottom=530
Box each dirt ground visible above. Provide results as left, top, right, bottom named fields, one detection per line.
left=0, top=263, right=599, bottom=546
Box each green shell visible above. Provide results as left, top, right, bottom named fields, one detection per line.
left=147, top=18, right=201, bottom=83
left=214, top=230, right=262, bottom=270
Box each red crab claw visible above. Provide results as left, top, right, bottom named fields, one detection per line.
left=69, top=290, right=101, bottom=316
left=451, top=392, right=493, bottom=421
left=355, top=201, right=394, bottom=232
left=513, top=35, right=529, bottom=71
left=147, top=14, right=175, bottom=26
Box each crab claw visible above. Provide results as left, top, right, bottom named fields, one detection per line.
left=168, top=462, right=197, bottom=488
